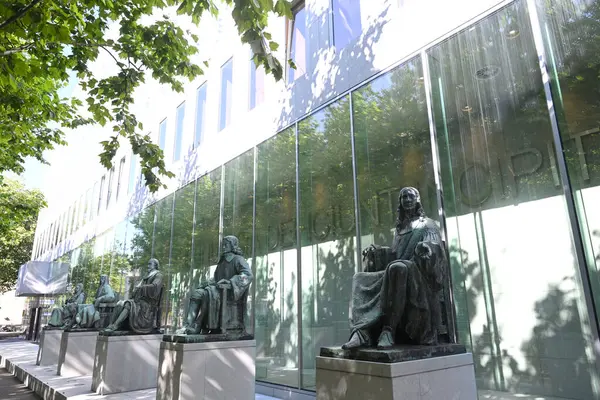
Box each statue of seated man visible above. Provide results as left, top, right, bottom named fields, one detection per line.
left=104, top=258, right=163, bottom=334
left=177, top=235, right=253, bottom=335
left=72, top=274, right=116, bottom=329
left=342, top=187, right=448, bottom=350
left=48, top=283, right=85, bottom=328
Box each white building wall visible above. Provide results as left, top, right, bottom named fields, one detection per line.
left=31, top=0, right=509, bottom=262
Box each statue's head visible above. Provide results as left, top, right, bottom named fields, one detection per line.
left=99, top=274, right=108, bottom=285
left=148, top=258, right=159, bottom=272
left=222, top=235, right=243, bottom=256
left=74, top=283, right=83, bottom=293
left=397, top=187, right=425, bottom=224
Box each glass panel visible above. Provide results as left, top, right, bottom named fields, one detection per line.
left=169, top=182, right=196, bottom=332
left=195, top=84, right=207, bottom=147
left=174, top=102, right=185, bottom=162
left=353, top=56, right=436, bottom=248
left=110, top=221, right=130, bottom=298
left=289, top=6, right=307, bottom=84
left=130, top=206, right=155, bottom=299
left=159, top=119, right=167, bottom=151
left=298, top=96, right=357, bottom=389
left=536, top=0, right=600, bottom=338
left=428, top=1, right=598, bottom=398
left=255, top=128, right=299, bottom=387
left=153, top=195, right=174, bottom=328
left=332, top=0, right=362, bottom=50
left=107, top=167, right=114, bottom=207
left=219, top=58, right=233, bottom=131
left=250, top=62, right=266, bottom=110
left=190, top=168, right=222, bottom=297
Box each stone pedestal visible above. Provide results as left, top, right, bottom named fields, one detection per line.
left=91, top=333, right=162, bottom=395
left=316, top=345, right=477, bottom=400
left=57, top=330, right=98, bottom=377
left=156, top=338, right=256, bottom=400
left=36, top=328, right=62, bottom=366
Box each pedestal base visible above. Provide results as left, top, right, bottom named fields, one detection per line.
left=316, top=352, right=477, bottom=400
left=91, top=333, right=162, bottom=395
left=36, top=328, right=62, bottom=366
left=156, top=339, right=256, bottom=400
left=57, top=330, right=98, bottom=377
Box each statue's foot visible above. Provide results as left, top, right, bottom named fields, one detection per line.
left=377, top=328, right=394, bottom=349
left=104, top=324, right=117, bottom=332
left=341, top=332, right=362, bottom=350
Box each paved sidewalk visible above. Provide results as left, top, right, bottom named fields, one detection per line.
left=0, top=368, right=39, bottom=399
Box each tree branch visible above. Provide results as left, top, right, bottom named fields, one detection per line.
left=0, top=0, right=43, bottom=30
left=0, top=43, right=34, bottom=56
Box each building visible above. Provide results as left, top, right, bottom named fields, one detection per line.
left=27, top=0, right=600, bottom=398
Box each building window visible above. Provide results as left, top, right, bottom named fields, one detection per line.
left=288, top=4, right=307, bottom=84
left=159, top=119, right=167, bottom=151
left=70, top=203, right=77, bottom=234
left=107, top=167, right=115, bottom=208
left=332, top=0, right=362, bottom=49
left=249, top=59, right=266, bottom=110
left=219, top=58, right=233, bottom=131
left=116, top=156, right=126, bottom=201
left=128, top=153, right=137, bottom=194
left=174, top=102, right=185, bottom=161
left=98, top=176, right=105, bottom=215
left=195, top=83, right=207, bottom=147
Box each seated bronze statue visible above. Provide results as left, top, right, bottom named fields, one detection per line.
left=104, top=258, right=164, bottom=334
left=342, top=187, right=447, bottom=350
left=48, top=283, right=85, bottom=328
left=177, top=235, right=253, bottom=335
left=72, top=274, right=116, bottom=329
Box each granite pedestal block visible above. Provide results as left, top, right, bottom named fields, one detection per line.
left=156, top=339, right=256, bottom=400
left=92, top=333, right=162, bottom=395
left=316, top=347, right=477, bottom=400
left=57, top=330, right=98, bottom=377
left=36, top=328, right=62, bottom=366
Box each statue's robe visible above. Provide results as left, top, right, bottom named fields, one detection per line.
left=349, top=217, right=447, bottom=345
left=76, top=283, right=116, bottom=328
left=112, top=270, right=163, bottom=333
left=192, top=254, right=252, bottom=330
left=48, top=291, right=85, bottom=327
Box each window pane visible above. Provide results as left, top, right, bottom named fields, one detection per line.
left=153, top=195, right=174, bottom=328
left=428, top=1, right=597, bottom=398
left=191, top=168, right=222, bottom=293
left=289, top=7, right=307, bottom=84
left=298, top=96, right=356, bottom=390
left=131, top=206, right=155, bottom=297
left=117, top=156, right=126, bottom=201
left=169, top=182, right=195, bottom=331
left=536, top=0, right=600, bottom=333
left=128, top=153, right=137, bottom=194
left=255, top=128, right=298, bottom=387
left=195, top=84, right=207, bottom=147
left=174, top=102, right=185, bottom=161
left=107, top=167, right=114, bottom=208
left=250, top=62, right=266, bottom=110
left=332, top=0, right=362, bottom=50
left=219, top=58, right=233, bottom=131
left=98, top=176, right=105, bottom=215
left=159, top=119, right=167, bottom=151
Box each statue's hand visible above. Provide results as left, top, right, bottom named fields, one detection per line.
left=217, top=279, right=232, bottom=289
left=416, top=242, right=432, bottom=259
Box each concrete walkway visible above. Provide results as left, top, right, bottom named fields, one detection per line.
left=0, top=338, right=283, bottom=400
left=0, top=368, right=39, bottom=399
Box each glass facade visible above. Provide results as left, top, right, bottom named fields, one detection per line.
left=40, top=1, right=600, bottom=398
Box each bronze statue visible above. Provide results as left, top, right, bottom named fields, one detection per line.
left=342, top=187, right=447, bottom=349
left=72, top=274, right=116, bottom=329
left=48, top=283, right=85, bottom=327
left=177, top=235, right=253, bottom=335
left=104, top=258, right=163, bottom=334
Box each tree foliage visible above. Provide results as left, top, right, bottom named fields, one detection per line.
left=0, top=0, right=292, bottom=192
left=0, top=179, right=46, bottom=292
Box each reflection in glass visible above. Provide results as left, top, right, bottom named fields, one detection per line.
left=429, top=1, right=597, bottom=397
left=298, top=96, right=356, bottom=389
left=255, top=128, right=298, bottom=387
left=153, top=195, right=174, bottom=328
left=332, top=0, right=362, bottom=50
left=536, top=0, right=600, bottom=332
left=169, top=183, right=196, bottom=331
left=353, top=56, right=436, bottom=249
